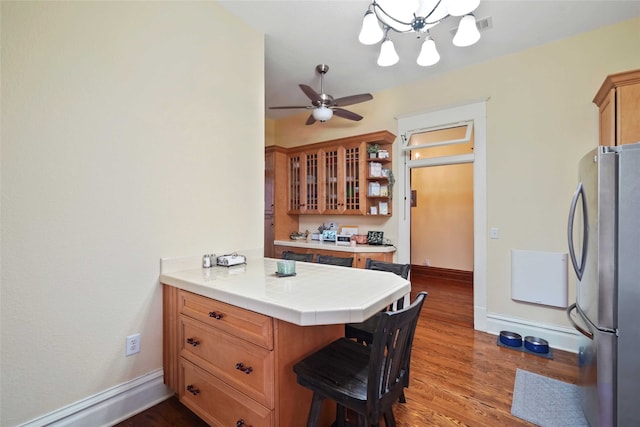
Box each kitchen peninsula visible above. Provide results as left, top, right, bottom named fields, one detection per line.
left=161, top=256, right=410, bottom=427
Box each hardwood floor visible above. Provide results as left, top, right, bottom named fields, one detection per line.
left=115, top=276, right=578, bottom=426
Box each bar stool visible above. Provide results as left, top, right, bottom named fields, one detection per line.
left=315, top=254, right=354, bottom=267
left=282, top=251, right=314, bottom=262
left=345, top=259, right=411, bottom=403
left=293, top=292, right=427, bottom=427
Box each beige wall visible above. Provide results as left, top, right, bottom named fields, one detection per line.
left=1, top=1, right=264, bottom=425
left=272, top=18, right=640, bottom=328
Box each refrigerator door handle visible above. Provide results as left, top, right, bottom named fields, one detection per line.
left=567, top=302, right=594, bottom=339
left=567, top=182, right=588, bottom=280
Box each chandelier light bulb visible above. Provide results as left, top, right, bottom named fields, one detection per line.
left=417, top=37, right=440, bottom=66
left=377, top=38, right=400, bottom=67
left=312, top=106, right=333, bottom=122
left=359, top=10, right=384, bottom=45
left=453, top=14, right=481, bottom=47
left=448, top=0, right=481, bottom=17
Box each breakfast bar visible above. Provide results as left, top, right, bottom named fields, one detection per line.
left=161, top=256, right=410, bottom=427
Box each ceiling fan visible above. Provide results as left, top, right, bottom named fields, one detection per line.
left=269, top=64, right=373, bottom=125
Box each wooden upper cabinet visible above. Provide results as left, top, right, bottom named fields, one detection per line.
left=286, top=131, right=395, bottom=216
left=593, top=69, right=640, bottom=146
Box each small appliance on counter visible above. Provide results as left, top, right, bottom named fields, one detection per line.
left=367, top=231, right=384, bottom=245
left=216, top=253, right=246, bottom=267
left=321, top=229, right=337, bottom=242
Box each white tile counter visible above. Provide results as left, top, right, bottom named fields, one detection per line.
left=160, top=256, right=409, bottom=326
left=274, top=239, right=395, bottom=254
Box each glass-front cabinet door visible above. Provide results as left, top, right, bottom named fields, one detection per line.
left=344, top=144, right=363, bottom=213
left=305, top=151, right=320, bottom=213
left=323, top=147, right=340, bottom=213
left=288, top=150, right=321, bottom=214
left=323, top=143, right=366, bottom=215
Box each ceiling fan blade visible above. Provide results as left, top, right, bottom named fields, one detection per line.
left=333, top=108, right=363, bottom=122
left=333, top=93, right=373, bottom=107
left=299, top=84, right=321, bottom=103
left=305, top=114, right=316, bottom=125
left=269, top=106, right=312, bottom=109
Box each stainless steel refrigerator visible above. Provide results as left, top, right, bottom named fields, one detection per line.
left=567, top=142, right=640, bottom=427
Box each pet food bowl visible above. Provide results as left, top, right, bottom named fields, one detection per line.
left=524, top=336, right=549, bottom=354
left=499, top=331, right=523, bottom=347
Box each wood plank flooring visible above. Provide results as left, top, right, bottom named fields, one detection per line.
left=114, top=276, right=578, bottom=427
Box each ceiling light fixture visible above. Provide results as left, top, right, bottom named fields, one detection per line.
left=359, top=0, right=482, bottom=67
left=311, top=105, right=334, bottom=122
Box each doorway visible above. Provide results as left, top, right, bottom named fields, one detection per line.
left=396, top=100, right=487, bottom=331
left=408, top=125, right=474, bottom=326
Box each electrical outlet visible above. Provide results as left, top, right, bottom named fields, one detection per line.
left=126, top=333, right=141, bottom=356
left=425, top=258, right=430, bottom=266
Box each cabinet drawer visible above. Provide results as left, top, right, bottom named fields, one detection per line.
left=180, top=315, right=274, bottom=408
left=180, top=359, right=273, bottom=427
left=179, top=290, right=273, bottom=349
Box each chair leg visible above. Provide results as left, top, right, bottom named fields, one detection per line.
left=306, top=392, right=324, bottom=427
left=399, top=390, right=406, bottom=403
left=383, top=409, right=397, bottom=427
left=336, top=404, right=346, bottom=427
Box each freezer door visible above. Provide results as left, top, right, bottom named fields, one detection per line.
left=572, top=305, right=616, bottom=427
left=573, top=147, right=616, bottom=330
left=616, top=142, right=640, bottom=427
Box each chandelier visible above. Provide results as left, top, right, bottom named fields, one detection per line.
left=359, top=0, right=482, bottom=67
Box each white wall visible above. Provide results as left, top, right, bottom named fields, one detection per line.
left=273, top=18, right=640, bottom=331
left=1, top=1, right=264, bottom=425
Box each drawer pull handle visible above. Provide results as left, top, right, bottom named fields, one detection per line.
left=186, top=385, right=200, bottom=395
left=235, top=362, right=253, bottom=374
left=208, top=311, right=224, bottom=320
left=186, top=337, right=200, bottom=347
left=236, top=419, right=252, bottom=427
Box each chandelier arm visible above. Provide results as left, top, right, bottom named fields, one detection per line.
left=371, top=2, right=414, bottom=31
left=423, top=0, right=447, bottom=21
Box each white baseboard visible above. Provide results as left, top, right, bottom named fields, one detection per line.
left=485, top=313, right=581, bottom=353
left=19, top=369, right=173, bottom=427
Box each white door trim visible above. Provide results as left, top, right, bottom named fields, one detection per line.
left=395, top=100, right=488, bottom=331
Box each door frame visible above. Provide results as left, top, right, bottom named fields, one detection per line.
left=395, top=100, right=487, bottom=331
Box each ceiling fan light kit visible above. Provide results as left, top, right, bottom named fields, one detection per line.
left=269, top=64, right=373, bottom=125
left=360, top=0, right=482, bottom=67
left=312, top=106, right=333, bottom=122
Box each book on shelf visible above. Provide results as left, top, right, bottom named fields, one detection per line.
left=369, top=162, right=382, bottom=177
left=380, top=184, right=388, bottom=197
left=368, top=182, right=381, bottom=196
left=379, top=201, right=388, bottom=215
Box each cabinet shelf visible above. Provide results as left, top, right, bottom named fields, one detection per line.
left=366, top=158, right=391, bottom=164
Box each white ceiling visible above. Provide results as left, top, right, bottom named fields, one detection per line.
left=219, top=1, right=640, bottom=120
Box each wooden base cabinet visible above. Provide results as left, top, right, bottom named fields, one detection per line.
left=273, top=244, right=393, bottom=268
left=163, top=285, right=341, bottom=427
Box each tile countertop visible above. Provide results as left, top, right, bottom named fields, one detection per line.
left=274, top=240, right=396, bottom=253
left=160, top=256, right=409, bottom=326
